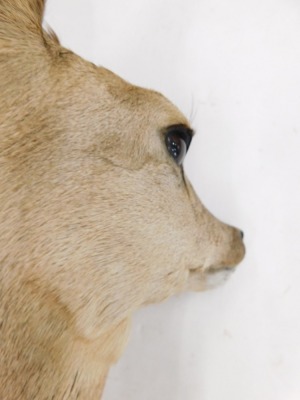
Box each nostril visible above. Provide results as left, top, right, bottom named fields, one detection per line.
left=240, top=230, right=244, bottom=240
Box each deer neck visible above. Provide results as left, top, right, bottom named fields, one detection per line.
left=0, top=280, right=131, bottom=399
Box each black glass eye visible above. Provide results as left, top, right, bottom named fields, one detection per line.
left=165, top=125, right=193, bottom=165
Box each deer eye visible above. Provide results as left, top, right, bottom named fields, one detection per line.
left=165, top=125, right=193, bottom=165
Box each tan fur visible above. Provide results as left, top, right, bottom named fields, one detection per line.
left=0, top=1, right=245, bottom=398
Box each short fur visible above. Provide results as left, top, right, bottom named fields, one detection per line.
left=0, top=1, right=245, bottom=398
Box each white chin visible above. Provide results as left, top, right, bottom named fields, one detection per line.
left=187, top=267, right=235, bottom=292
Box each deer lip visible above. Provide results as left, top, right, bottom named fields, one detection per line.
left=188, top=265, right=236, bottom=274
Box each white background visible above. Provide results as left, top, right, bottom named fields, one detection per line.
left=45, top=1, right=300, bottom=399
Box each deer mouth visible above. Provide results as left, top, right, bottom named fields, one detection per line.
left=187, top=265, right=236, bottom=292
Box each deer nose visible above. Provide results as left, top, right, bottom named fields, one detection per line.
left=240, top=230, right=244, bottom=240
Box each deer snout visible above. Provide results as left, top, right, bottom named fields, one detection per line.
left=187, top=225, right=245, bottom=292
left=210, top=225, right=245, bottom=271
left=227, top=226, right=245, bottom=266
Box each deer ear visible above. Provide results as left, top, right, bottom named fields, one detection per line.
left=0, top=0, right=46, bottom=39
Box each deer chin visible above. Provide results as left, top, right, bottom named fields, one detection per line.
left=187, top=266, right=236, bottom=292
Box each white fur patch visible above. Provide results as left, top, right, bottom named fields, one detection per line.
left=205, top=268, right=235, bottom=289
